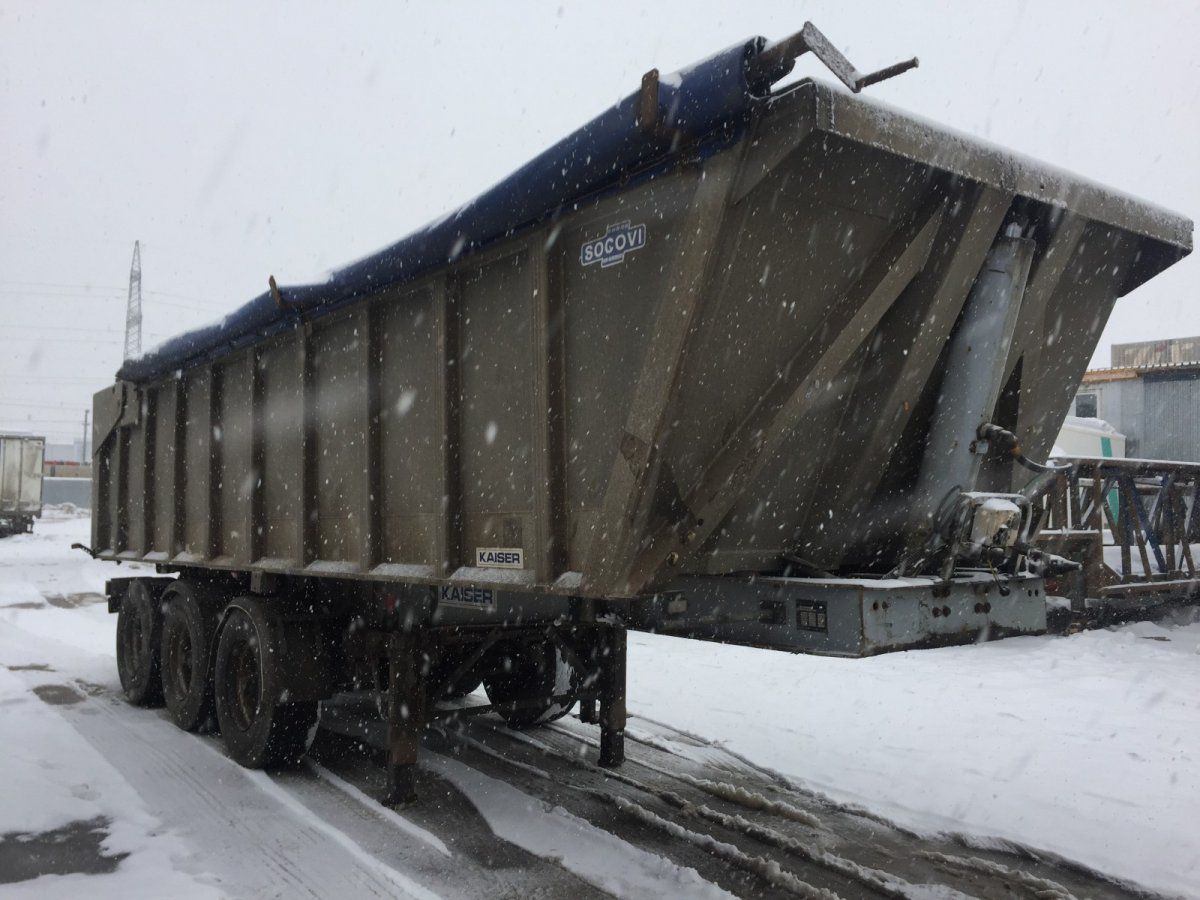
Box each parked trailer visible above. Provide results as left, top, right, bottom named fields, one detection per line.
left=90, top=24, right=1190, bottom=797
left=0, top=433, right=44, bottom=538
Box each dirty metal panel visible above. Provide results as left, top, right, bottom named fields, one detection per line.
left=259, top=332, right=303, bottom=563
left=660, top=573, right=1046, bottom=655
left=378, top=282, right=442, bottom=568
left=151, top=382, right=178, bottom=555
left=667, top=133, right=930, bottom=498
left=859, top=577, right=1047, bottom=653
left=558, top=179, right=690, bottom=571
left=181, top=367, right=214, bottom=559
left=457, top=251, right=534, bottom=570
left=1012, top=223, right=1141, bottom=471
left=214, top=352, right=253, bottom=564
left=801, top=80, right=1191, bottom=258
left=312, top=314, right=366, bottom=564
left=124, top=398, right=147, bottom=556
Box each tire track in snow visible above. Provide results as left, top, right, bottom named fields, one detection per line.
left=608, top=796, right=841, bottom=900
left=71, top=694, right=405, bottom=899
left=480, top=722, right=926, bottom=899
left=304, top=760, right=451, bottom=858
left=245, top=768, right=441, bottom=900
left=446, top=712, right=1143, bottom=900
left=422, top=750, right=735, bottom=900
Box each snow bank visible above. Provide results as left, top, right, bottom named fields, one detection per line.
left=628, top=620, right=1200, bottom=897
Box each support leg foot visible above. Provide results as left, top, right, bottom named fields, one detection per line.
left=579, top=697, right=597, bottom=724
left=385, top=764, right=418, bottom=807
left=384, top=630, right=425, bottom=806
left=597, top=621, right=627, bottom=768
left=598, top=728, right=624, bottom=768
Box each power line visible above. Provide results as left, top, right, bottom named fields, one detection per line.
left=4, top=325, right=128, bottom=336
left=0, top=375, right=115, bottom=383
left=0, top=281, right=120, bottom=290
left=0, top=290, right=227, bottom=316
left=0, top=335, right=126, bottom=345
left=0, top=289, right=125, bottom=299
left=1, top=325, right=171, bottom=339
left=0, top=400, right=89, bottom=411
left=0, top=280, right=218, bottom=305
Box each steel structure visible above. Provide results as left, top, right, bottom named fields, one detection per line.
left=123, top=240, right=142, bottom=362
left=1035, top=456, right=1200, bottom=611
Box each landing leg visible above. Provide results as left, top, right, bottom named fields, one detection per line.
left=569, top=599, right=599, bottom=725
left=597, top=622, right=626, bottom=768
left=385, top=629, right=425, bottom=806
left=579, top=697, right=598, bottom=724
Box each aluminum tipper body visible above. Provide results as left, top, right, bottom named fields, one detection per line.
left=91, top=26, right=1191, bottom=793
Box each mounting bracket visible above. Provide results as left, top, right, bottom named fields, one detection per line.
left=746, top=21, right=918, bottom=95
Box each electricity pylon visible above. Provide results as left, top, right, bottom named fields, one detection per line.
left=123, top=240, right=142, bottom=361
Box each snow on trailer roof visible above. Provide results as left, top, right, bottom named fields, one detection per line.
left=786, top=81, right=1192, bottom=252
left=118, top=29, right=1192, bottom=385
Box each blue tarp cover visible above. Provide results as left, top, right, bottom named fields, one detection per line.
left=119, top=37, right=767, bottom=382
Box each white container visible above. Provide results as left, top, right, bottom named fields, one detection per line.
left=1052, top=415, right=1126, bottom=459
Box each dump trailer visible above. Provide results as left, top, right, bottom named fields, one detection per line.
left=0, top=433, right=44, bottom=538
left=91, top=24, right=1190, bottom=798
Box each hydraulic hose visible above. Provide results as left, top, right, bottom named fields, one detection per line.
left=977, top=423, right=1072, bottom=474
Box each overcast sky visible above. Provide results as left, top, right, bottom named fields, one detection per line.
left=2, top=0, right=1197, bottom=445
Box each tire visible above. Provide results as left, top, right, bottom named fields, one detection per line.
left=116, top=579, right=166, bottom=706
left=161, top=580, right=223, bottom=732
left=483, top=641, right=577, bottom=730
left=213, top=600, right=318, bottom=768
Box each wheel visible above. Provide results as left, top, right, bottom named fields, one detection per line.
left=161, top=580, right=223, bottom=732
left=213, top=600, right=318, bottom=768
left=483, top=640, right=577, bottom=729
left=116, top=579, right=166, bottom=706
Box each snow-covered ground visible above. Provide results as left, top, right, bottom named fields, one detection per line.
left=628, top=618, right=1200, bottom=896
left=0, top=510, right=217, bottom=899
left=2, top=511, right=1199, bottom=897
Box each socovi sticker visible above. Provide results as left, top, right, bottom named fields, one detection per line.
left=580, top=221, right=647, bottom=269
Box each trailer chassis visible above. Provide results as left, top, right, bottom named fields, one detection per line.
left=106, top=570, right=627, bottom=806
left=376, top=619, right=626, bottom=805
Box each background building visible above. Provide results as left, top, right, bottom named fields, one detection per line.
left=1111, top=336, right=1200, bottom=368
left=44, top=439, right=86, bottom=464
left=1073, top=337, right=1200, bottom=462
